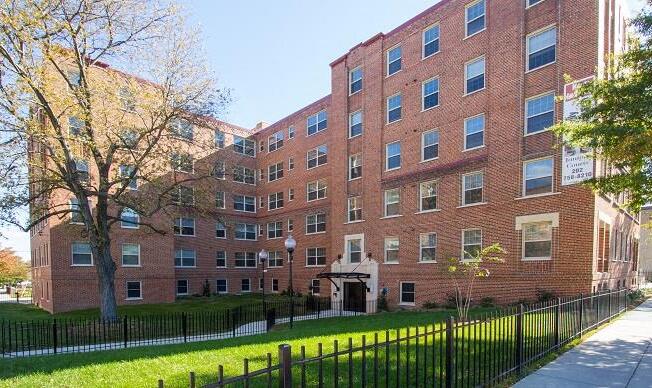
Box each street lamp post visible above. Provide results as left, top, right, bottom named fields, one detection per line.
left=258, top=249, right=268, bottom=313
left=284, top=235, right=296, bottom=328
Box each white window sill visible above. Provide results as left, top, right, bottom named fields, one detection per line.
left=176, top=293, right=189, bottom=297
left=216, top=236, right=227, bottom=240
left=383, top=262, right=400, bottom=265
left=307, top=197, right=327, bottom=203
left=349, top=177, right=362, bottom=182
left=515, top=192, right=561, bottom=200
left=385, top=167, right=401, bottom=172
left=463, top=145, right=485, bottom=152
left=216, top=266, right=228, bottom=269
left=421, top=104, right=440, bottom=113
left=306, top=163, right=328, bottom=171
left=305, top=231, right=327, bottom=235
left=523, top=128, right=552, bottom=137
left=521, top=257, right=552, bottom=261
left=122, top=265, right=141, bottom=268
left=344, top=220, right=365, bottom=224
left=415, top=209, right=441, bottom=215
left=457, top=202, right=488, bottom=209
left=386, top=118, right=402, bottom=126
left=463, top=87, right=485, bottom=97
left=71, top=264, right=93, bottom=267
left=380, top=215, right=403, bottom=220
left=349, top=90, right=362, bottom=97
left=349, top=133, right=362, bottom=140
left=420, top=157, right=439, bottom=164
left=525, top=60, right=556, bottom=74
left=175, top=266, right=197, bottom=269
left=121, top=226, right=140, bottom=230
left=174, top=234, right=196, bottom=237
left=70, top=221, right=85, bottom=225
left=125, top=297, right=143, bottom=301
left=463, top=28, right=486, bottom=41
left=305, top=265, right=327, bottom=268
left=422, top=51, right=440, bottom=61
left=418, top=260, right=437, bottom=264
left=386, top=69, right=402, bottom=78
left=399, top=302, right=416, bottom=307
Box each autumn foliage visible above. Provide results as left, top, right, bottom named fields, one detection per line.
left=0, top=248, right=29, bottom=285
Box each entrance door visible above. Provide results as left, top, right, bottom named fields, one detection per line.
left=343, top=282, right=366, bottom=312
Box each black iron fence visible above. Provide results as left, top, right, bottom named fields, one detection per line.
left=162, top=289, right=628, bottom=388
left=1, top=298, right=374, bottom=358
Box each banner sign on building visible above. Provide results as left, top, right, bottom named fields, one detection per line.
left=561, top=77, right=594, bottom=186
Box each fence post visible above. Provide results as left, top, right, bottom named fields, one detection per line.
left=231, top=309, right=237, bottom=338
left=579, top=293, right=584, bottom=337
left=52, top=319, right=58, bottom=354
left=182, top=313, right=188, bottom=343
left=278, top=344, right=292, bottom=388
left=608, top=290, right=612, bottom=320
left=317, top=299, right=321, bottom=319
left=445, top=316, right=454, bottom=388
left=123, top=316, right=128, bottom=348
left=554, top=298, right=561, bottom=348
left=16, top=293, right=19, bottom=303
left=516, top=304, right=524, bottom=375
left=596, top=291, right=601, bottom=322
left=189, top=371, right=196, bottom=388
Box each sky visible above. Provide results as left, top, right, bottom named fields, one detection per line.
left=0, top=0, right=647, bottom=261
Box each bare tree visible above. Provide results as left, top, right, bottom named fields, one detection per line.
left=0, top=0, right=231, bottom=319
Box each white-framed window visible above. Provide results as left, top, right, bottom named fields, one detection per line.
left=233, top=136, right=256, bottom=157
left=387, top=45, right=402, bottom=76
left=126, top=281, right=142, bottom=300
left=235, top=223, right=257, bottom=241
left=233, top=194, right=256, bottom=212
left=288, top=157, right=295, bottom=170
left=288, top=218, right=294, bottom=232
left=464, top=114, right=485, bottom=150
left=384, top=188, right=400, bottom=217
left=525, top=92, right=555, bottom=134
left=527, top=0, right=544, bottom=6
left=215, top=130, right=225, bottom=148
left=268, top=192, right=284, bottom=210
left=272, top=278, right=279, bottom=292
left=74, top=159, right=90, bottom=182
left=288, top=188, right=295, bottom=201
left=119, top=164, right=137, bottom=190
left=386, top=141, right=401, bottom=171
left=345, top=234, right=364, bottom=263
left=422, top=130, right=439, bottom=161
left=259, top=277, right=264, bottom=291
left=174, top=217, right=195, bottom=236
left=423, top=24, right=440, bottom=58
left=170, top=152, right=193, bottom=174
left=216, top=191, right=225, bottom=209
left=233, top=166, right=256, bottom=185
left=68, top=116, right=83, bottom=136
left=288, top=126, right=295, bottom=139
left=267, top=221, right=283, bottom=239
left=349, top=110, right=363, bottom=138
left=347, top=196, right=362, bottom=222
left=307, top=110, right=328, bottom=136
left=172, top=186, right=194, bottom=206
left=465, top=56, right=485, bottom=94
left=169, top=118, right=193, bottom=141
left=527, top=26, right=557, bottom=71
left=120, top=208, right=139, bottom=229
left=241, top=278, right=251, bottom=293
left=462, top=229, right=482, bottom=261
left=420, top=181, right=438, bottom=211
left=306, top=213, right=326, bottom=234
left=420, top=233, right=437, bottom=262
left=176, top=280, right=189, bottom=296
left=69, top=198, right=84, bottom=224
left=216, top=279, right=228, bottom=294
left=522, top=221, right=553, bottom=260
left=72, top=242, right=93, bottom=266
left=268, top=251, right=283, bottom=267
left=268, top=162, right=284, bottom=182
left=349, top=154, right=362, bottom=180
left=307, top=179, right=327, bottom=201
left=307, top=145, right=328, bottom=169
left=119, top=87, right=136, bottom=112
left=384, top=237, right=399, bottom=263
left=68, top=70, right=81, bottom=88
left=174, top=249, right=196, bottom=268
left=310, top=279, right=321, bottom=295
left=122, top=244, right=140, bottom=267
left=422, top=78, right=440, bottom=110
left=523, top=157, right=553, bottom=196
left=350, top=67, right=363, bottom=94
left=268, top=130, right=284, bottom=152
left=400, top=282, right=415, bottom=305
left=213, top=161, right=226, bottom=180
left=306, top=247, right=326, bottom=266
left=465, top=0, right=486, bottom=37
left=234, top=252, right=257, bottom=268
left=387, top=93, right=402, bottom=123
left=462, top=172, right=484, bottom=205
left=216, top=250, right=227, bottom=267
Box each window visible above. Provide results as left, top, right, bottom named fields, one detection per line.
left=288, top=219, right=294, bottom=232
left=307, top=247, right=326, bottom=266
left=527, top=0, right=544, bottom=6
left=215, top=130, right=225, bottom=148
left=598, top=220, right=611, bottom=272
left=259, top=278, right=264, bottom=291
left=462, top=172, right=484, bottom=205
left=120, top=208, right=139, bottom=229
left=174, top=249, right=196, bottom=267
left=268, top=251, right=283, bottom=267
left=213, top=161, right=226, bottom=179
left=420, top=181, right=438, bottom=211
left=384, top=188, right=400, bottom=217
left=216, top=279, right=228, bottom=294
left=307, top=145, right=328, bottom=168
left=272, top=278, right=279, bottom=292
left=68, top=116, right=83, bottom=136
left=288, top=188, right=295, bottom=201
left=420, top=233, right=437, bottom=262
left=268, top=131, right=284, bottom=152
left=176, top=280, right=188, bottom=296
left=234, top=136, right=255, bottom=156
left=523, top=221, right=552, bottom=260
left=216, top=191, right=225, bottom=209
left=74, top=159, right=89, bottom=182
left=310, top=279, right=321, bottom=295
left=387, top=46, right=402, bottom=76
left=288, top=157, right=295, bottom=170
left=241, top=278, right=251, bottom=293
left=69, top=198, right=84, bottom=224
left=384, top=237, right=399, bottom=263
left=462, top=229, right=482, bottom=260
left=527, top=27, right=557, bottom=71
left=348, top=196, right=362, bottom=222
left=126, top=281, right=141, bottom=300
left=234, top=252, right=257, bottom=268
left=349, top=154, right=362, bottom=180
left=170, top=152, right=193, bottom=173
left=215, top=222, right=226, bottom=239
left=307, top=180, right=327, bottom=201
left=525, top=93, right=555, bottom=134
left=233, top=195, right=256, bottom=212
left=268, top=221, right=283, bottom=239
left=465, top=0, right=486, bottom=37
left=349, top=111, right=363, bottom=138
left=307, top=110, right=328, bottom=136
left=387, top=94, right=402, bottom=123
left=422, top=78, right=440, bottom=110
left=119, top=87, right=136, bottom=112
left=423, top=24, right=440, bottom=58
left=172, top=186, right=194, bottom=206
left=288, top=126, right=295, bottom=139
left=169, top=118, right=193, bottom=140
left=268, top=192, right=284, bottom=210
left=386, top=141, right=401, bottom=170
left=119, top=165, right=137, bottom=190
left=465, top=57, right=485, bottom=94
left=235, top=223, right=257, bottom=240
left=68, top=70, right=81, bottom=88
left=400, top=282, right=415, bottom=305
left=524, top=158, right=553, bottom=196
left=268, top=162, right=284, bottom=181
left=72, top=242, right=92, bottom=265
left=174, top=217, right=195, bottom=236
left=233, top=166, right=255, bottom=185
left=306, top=213, right=326, bottom=234
left=464, top=114, right=485, bottom=150
left=422, top=130, right=439, bottom=161
left=347, top=237, right=363, bottom=263
left=350, top=67, right=363, bottom=94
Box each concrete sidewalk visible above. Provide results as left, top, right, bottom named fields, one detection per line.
left=515, top=299, right=652, bottom=387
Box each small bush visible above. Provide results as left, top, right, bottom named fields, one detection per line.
left=479, top=297, right=495, bottom=308
left=444, top=293, right=470, bottom=310
left=422, top=300, right=439, bottom=309
left=536, top=289, right=556, bottom=303
left=377, top=294, right=389, bottom=311
left=628, top=289, right=646, bottom=304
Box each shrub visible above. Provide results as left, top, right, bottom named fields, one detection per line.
left=422, top=300, right=439, bottom=309
left=628, top=289, right=646, bottom=304
left=479, top=297, right=495, bottom=308
left=536, top=289, right=556, bottom=303
left=377, top=294, right=389, bottom=311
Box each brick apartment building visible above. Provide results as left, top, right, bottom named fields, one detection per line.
left=31, top=0, right=641, bottom=313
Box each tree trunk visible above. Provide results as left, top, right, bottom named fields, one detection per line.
left=94, top=239, right=118, bottom=321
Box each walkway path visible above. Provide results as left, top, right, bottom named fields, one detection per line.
left=515, top=299, right=652, bottom=387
